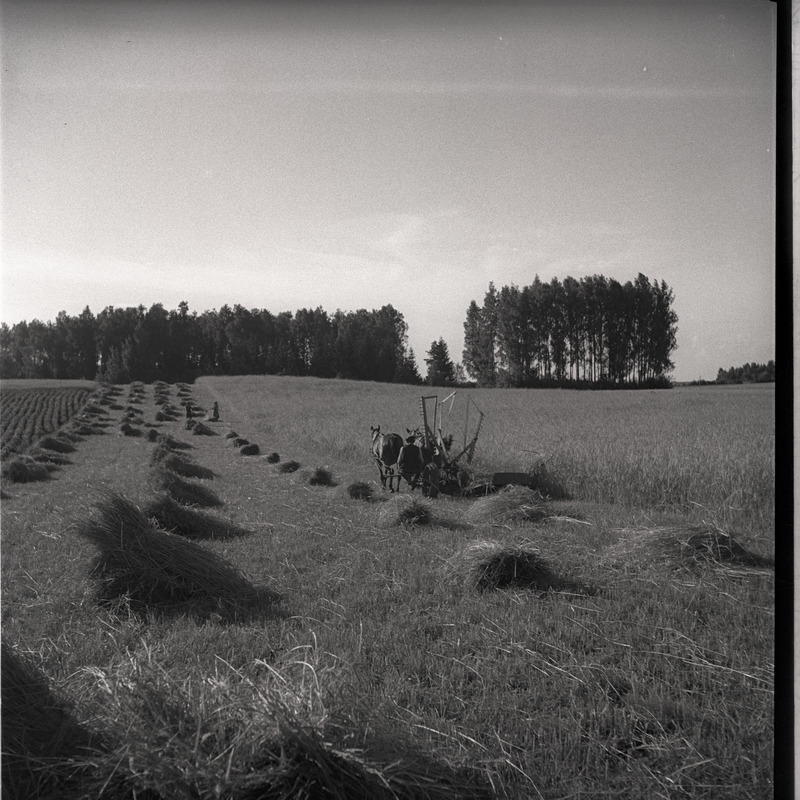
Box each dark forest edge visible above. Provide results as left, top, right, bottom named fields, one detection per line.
left=0, top=272, right=686, bottom=389
left=685, top=361, right=776, bottom=386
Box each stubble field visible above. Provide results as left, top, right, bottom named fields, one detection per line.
left=1, top=376, right=774, bottom=799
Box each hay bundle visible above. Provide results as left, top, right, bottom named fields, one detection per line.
left=119, top=422, right=142, bottom=437
left=146, top=496, right=252, bottom=540
left=155, top=433, right=193, bottom=450
left=76, top=492, right=260, bottom=616
left=1, top=641, right=98, bottom=799
left=447, top=540, right=565, bottom=592
left=185, top=419, right=197, bottom=430
left=56, top=430, right=85, bottom=443
left=231, top=437, right=250, bottom=447
left=28, top=448, right=72, bottom=466
left=240, top=444, right=260, bottom=456
left=151, top=445, right=213, bottom=478
left=266, top=452, right=281, bottom=464
left=379, top=495, right=433, bottom=528
left=607, top=525, right=775, bottom=570
left=151, top=467, right=223, bottom=507
left=70, top=423, right=103, bottom=436
left=278, top=460, right=300, bottom=473
left=162, top=453, right=215, bottom=480
left=74, top=655, right=489, bottom=800
left=191, top=421, right=216, bottom=436
left=308, top=467, right=335, bottom=486
left=2, top=457, right=52, bottom=483
left=82, top=403, right=106, bottom=416
left=37, top=435, right=76, bottom=454
left=225, top=431, right=238, bottom=439
left=146, top=428, right=159, bottom=442
left=154, top=410, right=177, bottom=422
left=466, top=486, right=551, bottom=525
left=346, top=482, right=374, bottom=501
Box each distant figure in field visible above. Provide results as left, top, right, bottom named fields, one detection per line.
left=210, top=401, right=219, bottom=421
left=185, top=403, right=193, bottom=419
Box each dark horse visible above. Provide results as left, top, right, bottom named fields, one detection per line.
left=370, top=425, right=403, bottom=492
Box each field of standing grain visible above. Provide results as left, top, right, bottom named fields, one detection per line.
left=1, top=377, right=774, bottom=799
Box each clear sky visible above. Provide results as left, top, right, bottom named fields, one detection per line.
left=1, top=0, right=776, bottom=382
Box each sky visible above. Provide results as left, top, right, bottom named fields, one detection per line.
left=1, top=0, right=776, bottom=382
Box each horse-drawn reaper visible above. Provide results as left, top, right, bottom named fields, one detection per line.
left=373, top=393, right=541, bottom=496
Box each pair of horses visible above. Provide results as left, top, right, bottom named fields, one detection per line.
left=370, top=425, right=437, bottom=493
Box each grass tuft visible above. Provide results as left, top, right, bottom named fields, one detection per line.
left=240, top=444, right=260, bottom=456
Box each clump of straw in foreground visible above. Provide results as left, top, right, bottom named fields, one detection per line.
left=466, top=486, right=552, bottom=525
left=75, top=492, right=277, bottom=620
left=445, top=539, right=580, bottom=593
left=70, top=650, right=491, bottom=800
left=2, top=640, right=99, bottom=799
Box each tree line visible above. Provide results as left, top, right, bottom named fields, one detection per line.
left=461, top=273, right=678, bottom=388
left=715, top=361, right=775, bottom=384
left=0, top=302, right=423, bottom=384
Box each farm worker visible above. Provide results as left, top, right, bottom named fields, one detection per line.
left=210, top=401, right=219, bottom=421
left=186, top=403, right=192, bottom=419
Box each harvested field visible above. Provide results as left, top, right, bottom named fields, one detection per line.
left=0, top=377, right=775, bottom=800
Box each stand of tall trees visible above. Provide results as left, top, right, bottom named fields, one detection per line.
left=0, top=302, right=422, bottom=385
left=715, top=361, right=775, bottom=384
left=463, top=274, right=678, bottom=388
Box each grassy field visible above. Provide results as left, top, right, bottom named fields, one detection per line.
left=1, top=377, right=774, bottom=799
